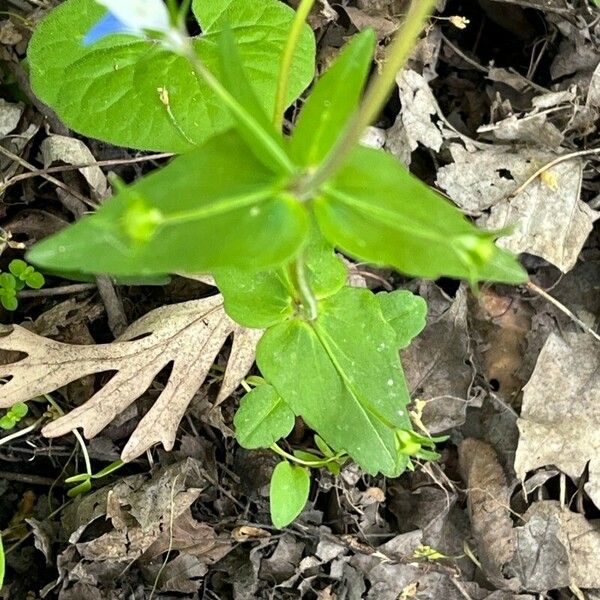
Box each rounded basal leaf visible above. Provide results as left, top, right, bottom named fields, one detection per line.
left=234, top=384, right=295, bottom=449
left=27, top=132, right=309, bottom=276
left=28, top=0, right=315, bottom=152
left=270, top=462, right=310, bottom=528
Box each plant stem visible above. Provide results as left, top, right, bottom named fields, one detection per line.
left=303, top=0, right=436, bottom=192
left=181, top=45, right=294, bottom=174
left=273, top=0, right=317, bottom=130
left=270, top=443, right=343, bottom=467
left=288, top=253, right=318, bottom=321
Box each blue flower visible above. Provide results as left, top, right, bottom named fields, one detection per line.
left=83, top=12, right=137, bottom=46
left=83, top=1, right=187, bottom=51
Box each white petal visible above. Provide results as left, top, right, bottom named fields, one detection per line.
left=96, top=0, right=171, bottom=33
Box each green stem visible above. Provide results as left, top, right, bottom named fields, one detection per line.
left=270, top=443, right=344, bottom=467
left=302, top=0, right=436, bottom=192
left=273, top=0, right=317, bottom=130
left=181, top=45, right=294, bottom=174
left=288, top=253, right=318, bottom=321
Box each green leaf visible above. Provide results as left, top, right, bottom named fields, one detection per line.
left=0, top=532, right=4, bottom=591
left=214, top=226, right=346, bottom=328
left=0, top=273, right=16, bottom=290
left=8, top=259, right=27, bottom=278
left=0, top=415, right=16, bottom=430
left=215, top=267, right=295, bottom=329
left=270, top=461, right=310, bottom=528
left=290, top=29, right=376, bottom=166
left=24, top=271, right=45, bottom=290
left=377, top=290, right=427, bottom=349
left=257, top=287, right=412, bottom=476
left=92, top=460, right=124, bottom=479
left=214, top=26, right=292, bottom=174
left=9, top=403, right=28, bottom=419
left=314, top=146, right=528, bottom=284
left=28, top=0, right=315, bottom=152
left=234, top=384, right=295, bottom=449
left=314, top=435, right=334, bottom=458
left=28, top=132, right=309, bottom=276
left=0, top=293, right=18, bottom=312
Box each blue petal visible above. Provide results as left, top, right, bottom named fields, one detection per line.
left=83, top=13, right=137, bottom=46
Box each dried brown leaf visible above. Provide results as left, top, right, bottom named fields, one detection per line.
left=515, top=332, right=600, bottom=509
left=459, top=438, right=519, bottom=590
left=0, top=296, right=262, bottom=461
left=510, top=501, right=600, bottom=591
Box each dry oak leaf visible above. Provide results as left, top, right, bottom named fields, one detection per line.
left=0, top=296, right=263, bottom=461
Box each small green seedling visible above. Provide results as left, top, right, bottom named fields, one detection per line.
left=0, top=403, right=28, bottom=430
left=65, top=459, right=124, bottom=497
left=0, top=260, right=45, bottom=311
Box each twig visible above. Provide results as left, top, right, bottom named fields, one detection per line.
left=509, top=148, right=600, bottom=199
left=0, top=145, right=96, bottom=208
left=0, top=470, right=59, bottom=487
left=18, top=283, right=96, bottom=298
left=1, top=153, right=173, bottom=192
left=526, top=281, right=600, bottom=343
left=95, top=275, right=127, bottom=336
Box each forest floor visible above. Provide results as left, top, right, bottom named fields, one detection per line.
left=1, top=0, right=600, bottom=598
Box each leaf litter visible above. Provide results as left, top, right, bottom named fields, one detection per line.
left=2, top=0, right=600, bottom=597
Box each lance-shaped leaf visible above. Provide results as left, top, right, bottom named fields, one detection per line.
left=257, top=287, right=412, bottom=477
left=290, top=29, right=376, bottom=166
left=28, top=0, right=315, bottom=152
left=0, top=295, right=263, bottom=462
left=314, top=145, right=528, bottom=284
left=27, top=132, right=309, bottom=277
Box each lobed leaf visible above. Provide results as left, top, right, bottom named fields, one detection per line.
left=377, top=290, right=427, bottom=349
left=0, top=295, right=263, bottom=462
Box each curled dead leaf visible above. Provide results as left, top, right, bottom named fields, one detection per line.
left=459, top=438, right=519, bottom=590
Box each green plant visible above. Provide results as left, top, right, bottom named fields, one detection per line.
left=0, top=531, right=4, bottom=590
left=0, top=260, right=45, bottom=311
left=24, top=0, right=526, bottom=527
left=0, top=402, right=28, bottom=430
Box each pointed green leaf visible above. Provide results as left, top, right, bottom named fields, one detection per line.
left=314, top=146, right=528, bottom=283
left=291, top=30, right=376, bottom=166
left=234, top=384, right=295, bottom=449
left=27, top=132, right=309, bottom=276
left=258, top=287, right=412, bottom=476
left=28, top=0, right=315, bottom=152
left=270, top=462, right=310, bottom=528
left=377, top=290, right=427, bottom=349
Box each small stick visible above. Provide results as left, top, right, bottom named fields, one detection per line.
left=527, top=281, right=600, bottom=343
left=18, top=283, right=96, bottom=298
left=509, top=148, right=600, bottom=199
